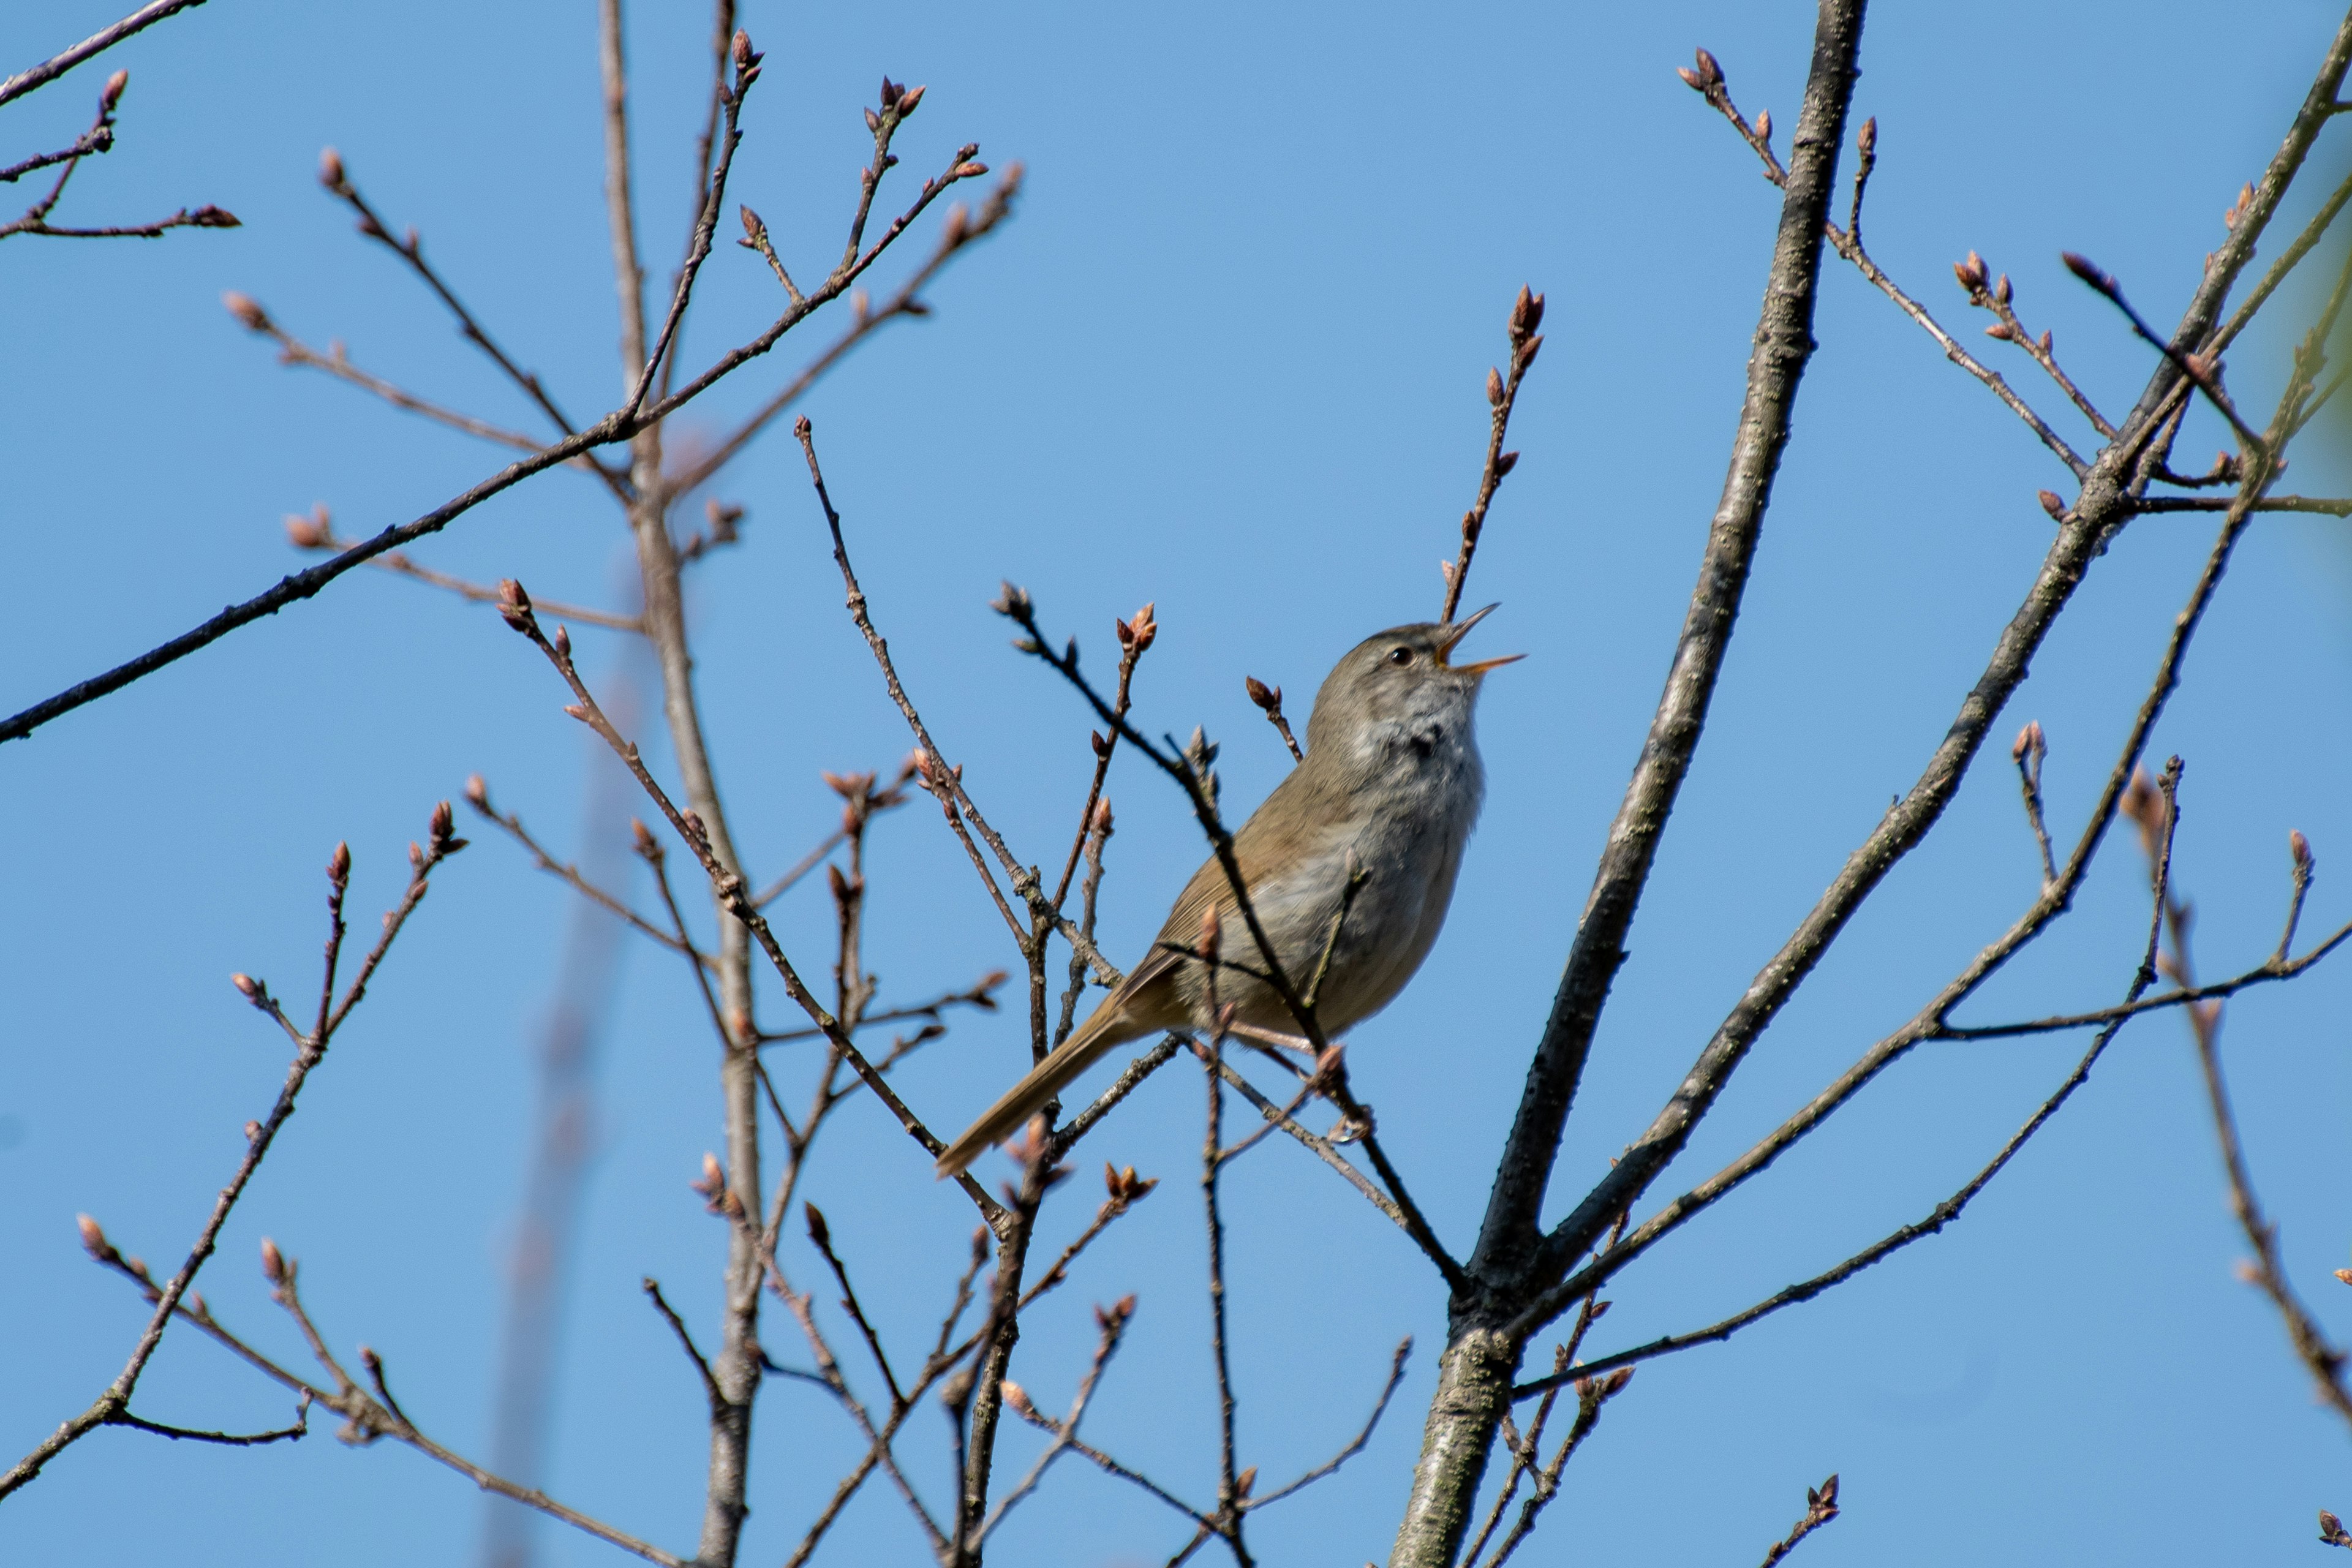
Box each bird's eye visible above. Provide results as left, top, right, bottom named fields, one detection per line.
left=1387, top=646, right=1413, bottom=666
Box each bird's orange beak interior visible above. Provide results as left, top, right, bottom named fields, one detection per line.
left=1436, top=602, right=1523, bottom=675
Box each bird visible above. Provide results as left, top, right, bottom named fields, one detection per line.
left=935, top=605, right=1519, bottom=1177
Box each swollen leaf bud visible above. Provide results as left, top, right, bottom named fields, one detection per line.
left=2037, top=489, right=2067, bottom=521
left=2291, top=829, right=2313, bottom=870
left=1753, top=108, right=1771, bottom=144
left=77, top=1214, right=108, bottom=1257
left=318, top=146, right=346, bottom=190
left=464, top=774, right=489, bottom=809
left=260, top=1237, right=285, bottom=1283
left=1486, top=366, right=1504, bottom=405
left=222, top=291, right=271, bottom=332
left=328, top=841, right=351, bottom=885
left=102, top=70, right=129, bottom=112
left=496, top=579, right=533, bottom=631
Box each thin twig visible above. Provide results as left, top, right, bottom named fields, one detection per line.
left=1, top=0, right=209, bottom=108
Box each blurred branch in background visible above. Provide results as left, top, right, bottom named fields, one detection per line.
left=480, top=620, right=651, bottom=1568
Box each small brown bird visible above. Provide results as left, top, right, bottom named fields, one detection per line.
left=935, top=608, right=1518, bottom=1177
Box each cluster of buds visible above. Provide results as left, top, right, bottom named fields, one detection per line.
left=692, top=1151, right=743, bottom=1218
left=1676, top=47, right=1724, bottom=95
left=1571, top=1364, right=1635, bottom=1404
left=1115, top=600, right=1158, bottom=658
left=2010, top=719, right=2047, bottom=771
left=1092, top=1291, right=1139, bottom=1338
left=282, top=503, right=334, bottom=550
left=1102, top=1162, right=1159, bottom=1214
left=822, top=766, right=909, bottom=835
left=912, top=747, right=963, bottom=805
left=2119, top=762, right=2174, bottom=860
left=1183, top=726, right=1221, bottom=813
left=1000, top=1114, right=1073, bottom=1193
left=2223, top=181, right=2256, bottom=233
left=426, top=798, right=464, bottom=859
left=731, top=30, right=764, bottom=93
left=878, top=77, right=925, bottom=121
left=990, top=580, right=1035, bottom=622
left=495, top=578, right=538, bottom=636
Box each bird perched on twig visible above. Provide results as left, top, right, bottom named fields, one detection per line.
left=936, top=606, right=1520, bottom=1177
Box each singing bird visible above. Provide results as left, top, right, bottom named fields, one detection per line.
left=935, top=607, right=1518, bottom=1177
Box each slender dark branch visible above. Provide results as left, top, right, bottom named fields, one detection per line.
left=3, top=816, right=461, bottom=1499
left=759, top=971, right=1005, bottom=1045
left=1243, top=1337, right=1412, bottom=1509
left=1939, top=922, right=2352, bottom=1039
left=1460, top=7, right=1868, bottom=1312
left=108, top=1401, right=308, bottom=1447
left=317, top=155, right=615, bottom=486
left=1515, top=10, right=2349, bottom=1315
left=796, top=420, right=1035, bottom=951
left=643, top=1278, right=725, bottom=1412
left=0, top=126, right=111, bottom=185
left=493, top=584, right=1009, bottom=1230
left=804, top=1207, right=905, bottom=1412
left=0, top=0, right=208, bottom=107
left=627, top=35, right=754, bottom=419
left=1757, top=1476, right=1842, bottom=1568
left=2133, top=494, right=2352, bottom=515
left=2060, top=252, right=2269, bottom=453
left=0, top=155, right=1016, bottom=748
left=1440, top=286, right=1545, bottom=622
left=1518, top=763, right=2193, bottom=1390
left=465, top=781, right=701, bottom=961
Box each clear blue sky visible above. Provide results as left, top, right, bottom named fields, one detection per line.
left=6, top=1, right=2352, bottom=1564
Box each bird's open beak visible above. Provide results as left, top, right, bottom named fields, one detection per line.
left=1436, top=603, right=1525, bottom=676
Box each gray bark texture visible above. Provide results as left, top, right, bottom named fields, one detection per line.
left=1387, top=2, right=1869, bottom=1561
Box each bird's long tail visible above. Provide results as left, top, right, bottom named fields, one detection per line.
left=934, top=1001, right=1137, bottom=1178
